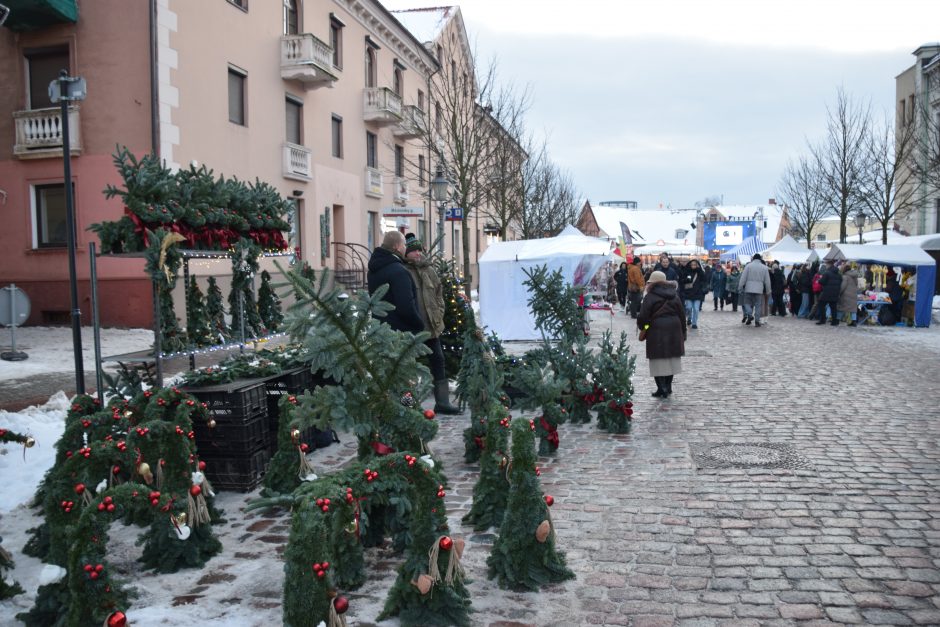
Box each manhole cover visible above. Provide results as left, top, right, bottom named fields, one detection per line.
left=690, top=442, right=812, bottom=469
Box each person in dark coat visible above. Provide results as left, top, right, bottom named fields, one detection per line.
left=769, top=261, right=787, bottom=316
left=710, top=264, right=727, bottom=311
left=367, top=230, right=424, bottom=333
left=626, top=257, right=646, bottom=318
left=613, top=262, right=629, bottom=310
left=787, top=264, right=803, bottom=317
left=681, top=259, right=708, bottom=328
left=799, top=261, right=816, bottom=318
left=637, top=271, right=687, bottom=399
left=652, top=255, right=680, bottom=282
left=815, top=262, right=843, bottom=326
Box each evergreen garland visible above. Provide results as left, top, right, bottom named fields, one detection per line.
left=487, top=418, right=574, bottom=590
left=257, top=270, right=284, bottom=333
left=144, top=228, right=187, bottom=354
left=186, top=276, right=214, bottom=348
left=228, top=239, right=264, bottom=341
left=205, top=276, right=229, bottom=343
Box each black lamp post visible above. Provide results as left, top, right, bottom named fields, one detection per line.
left=430, top=167, right=450, bottom=254
left=49, top=69, right=87, bottom=394
left=853, top=211, right=866, bottom=244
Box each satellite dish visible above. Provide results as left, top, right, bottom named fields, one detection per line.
left=0, top=284, right=30, bottom=361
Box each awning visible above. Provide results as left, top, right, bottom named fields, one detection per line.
left=2, top=0, right=78, bottom=32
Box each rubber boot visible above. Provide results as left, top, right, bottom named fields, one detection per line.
left=433, top=380, right=460, bottom=415
left=665, top=375, right=673, bottom=397
left=651, top=377, right=665, bottom=398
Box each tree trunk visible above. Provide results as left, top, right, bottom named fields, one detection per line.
left=462, top=222, right=472, bottom=300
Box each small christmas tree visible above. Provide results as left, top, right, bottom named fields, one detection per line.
left=436, top=259, right=476, bottom=376
left=461, top=403, right=511, bottom=531
left=456, top=328, right=505, bottom=462
left=282, top=499, right=343, bottom=626
left=257, top=270, right=284, bottom=333
left=144, top=229, right=187, bottom=354
left=487, top=418, right=574, bottom=590
left=186, top=276, right=214, bottom=347
left=229, top=239, right=264, bottom=340
left=513, top=363, right=566, bottom=455
left=205, top=276, right=228, bottom=343
left=522, top=265, right=585, bottom=344
left=592, top=331, right=636, bottom=434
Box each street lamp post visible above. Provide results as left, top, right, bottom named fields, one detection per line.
left=430, top=168, right=449, bottom=255
left=49, top=70, right=87, bottom=394
left=853, top=211, right=866, bottom=244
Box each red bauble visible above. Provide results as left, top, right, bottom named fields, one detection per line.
left=198, top=461, right=207, bottom=471
left=75, top=483, right=86, bottom=494
left=544, top=495, right=554, bottom=506
left=106, top=611, right=127, bottom=627
left=423, top=409, right=435, bottom=420
left=300, top=443, right=310, bottom=453
left=334, top=596, right=349, bottom=614
left=439, top=536, right=453, bottom=551
left=89, top=571, right=99, bottom=580
left=190, top=485, right=202, bottom=497
left=112, top=465, right=121, bottom=475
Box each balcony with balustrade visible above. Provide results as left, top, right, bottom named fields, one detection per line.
left=393, top=177, right=409, bottom=204
left=13, top=106, right=82, bottom=159
left=364, top=167, right=383, bottom=198
left=281, top=34, right=338, bottom=88
left=363, top=87, right=402, bottom=126
left=392, top=105, right=426, bottom=139
left=282, top=143, right=312, bottom=181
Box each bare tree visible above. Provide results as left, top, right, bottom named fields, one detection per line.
left=694, top=195, right=722, bottom=209
left=860, top=114, right=920, bottom=244
left=515, top=151, right=580, bottom=240
left=777, top=155, right=830, bottom=248
left=479, top=110, right=527, bottom=240
left=810, top=87, right=872, bottom=243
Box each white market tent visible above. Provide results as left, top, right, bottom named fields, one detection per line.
left=762, top=234, right=820, bottom=265
left=479, top=225, right=610, bottom=340
left=719, top=235, right=768, bottom=262
left=823, top=244, right=936, bottom=328
left=633, top=241, right=706, bottom=257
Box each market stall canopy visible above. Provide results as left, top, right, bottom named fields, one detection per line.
left=479, top=225, right=609, bottom=340
left=633, top=242, right=706, bottom=257
left=823, top=244, right=935, bottom=328
left=866, top=233, right=940, bottom=251
left=2, top=0, right=78, bottom=31
left=719, top=235, right=768, bottom=262
left=762, top=234, right=819, bottom=265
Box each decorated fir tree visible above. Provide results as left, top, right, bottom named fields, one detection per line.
left=522, top=264, right=586, bottom=344
left=487, top=418, right=574, bottom=590
left=592, top=331, right=636, bottom=434
left=228, top=239, right=264, bottom=340
left=461, top=403, right=511, bottom=531
left=513, top=363, right=567, bottom=456
left=144, top=229, right=187, bottom=354
left=186, top=276, right=214, bottom=348
left=435, top=259, right=476, bottom=376
left=456, top=328, right=506, bottom=462
left=205, top=276, right=228, bottom=343
left=257, top=269, right=284, bottom=333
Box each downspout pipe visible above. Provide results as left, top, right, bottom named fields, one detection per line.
left=149, top=0, right=159, bottom=156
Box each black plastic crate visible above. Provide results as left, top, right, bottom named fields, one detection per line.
left=194, top=409, right=272, bottom=456
left=265, top=368, right=323, bottom=433
left=185, top=379, right=269, bottom=423
left=199, top=446, right=271, bottom=492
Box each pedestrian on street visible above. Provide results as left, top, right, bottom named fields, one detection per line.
left=838, top=262, right=860, bottom=327
left=769, top=261, right=787, bottom=316
left=710, top=264, right=727, bottom=311
left=737, top=253, right=771, bottom=327
left=653, top=254, right=680, bottom=282
left=614, top=262, right=629, bottom=311
left=787, top=264, right=803, bottom=317
left=367, top=230, right=425, bottom=334
left=682, top=259, right=708, bottom=329
left=627, top=256, right=646, bottom=318
left=725, top=265, right=741, bottom=312
left=637, top=271, right=686, bottom=399
left=815, top=261, right=842, bottom=326
left=798, top=262, right=815, bottom=318
left=402, top=233, right=459, bottom=414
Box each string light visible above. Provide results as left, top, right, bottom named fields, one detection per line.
left=159, top=332, right=288, bottom=360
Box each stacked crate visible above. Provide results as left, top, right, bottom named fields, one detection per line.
left=265, top=367, right=337, bottom=452
left=186, top=378, right=273, bottom=492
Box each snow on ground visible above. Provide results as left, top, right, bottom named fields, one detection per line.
left=0, top=326, right=154, bottom=382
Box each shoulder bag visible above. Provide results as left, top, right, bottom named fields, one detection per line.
left=638, top=300, right=669, bottom=341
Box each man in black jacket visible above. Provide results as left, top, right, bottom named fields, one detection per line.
left=816, top=262, right=842, bottom=326
left=367, top=230, right=424, bottom=333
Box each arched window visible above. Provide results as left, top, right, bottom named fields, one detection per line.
left=393, top=67, right=403, bottom=96
left=365, top=47, right=376, bottom=87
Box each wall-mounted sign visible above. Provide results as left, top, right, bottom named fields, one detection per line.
left=381, top=206, right=424, bottom=217
left=445, top=207, right=464, bottom=221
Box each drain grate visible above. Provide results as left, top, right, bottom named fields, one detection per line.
left=690, top=442, right=812, bottom=469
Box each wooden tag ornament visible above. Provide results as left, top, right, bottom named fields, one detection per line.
left=411, top=573, right=433, bottom=594
left=535, top=520, right=551, bottom=543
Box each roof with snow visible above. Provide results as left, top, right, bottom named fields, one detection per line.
left=391, top=6, right=456, bottom=45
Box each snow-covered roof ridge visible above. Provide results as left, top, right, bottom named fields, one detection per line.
left=391, top=6, right=456, bottom=45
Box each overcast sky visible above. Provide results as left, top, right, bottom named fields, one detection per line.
left=384, top=0, right=940, bottom=208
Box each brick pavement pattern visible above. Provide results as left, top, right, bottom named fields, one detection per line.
left=12, top=307, right=937, bottom=626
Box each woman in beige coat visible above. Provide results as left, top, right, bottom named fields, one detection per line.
left=838, top=263, right=860, bottom=327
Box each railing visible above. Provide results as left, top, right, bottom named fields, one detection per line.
left=332, top=242, right=371, bottom=292
left=393, top=104, right=426, bottom=138
left=280, top=34, right=337, bottom=86
left=282, top=142, right=312, bottom=180
left=394, top=177, right=409, bottom=203
left=363, top=87, right=402, bottom=123
left=13, top=106, right=82, bottom=157
left=364, top=167, right=383, bottom=197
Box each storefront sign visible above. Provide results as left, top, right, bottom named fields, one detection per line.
left=381, top=206, right=424, bottom=217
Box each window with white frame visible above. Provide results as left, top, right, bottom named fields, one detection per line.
left=32, top=183, right=69, bottom=248
left=283, top=0, right=298, bottom=35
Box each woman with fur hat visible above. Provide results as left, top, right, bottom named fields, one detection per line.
left=637, top=271, right=687, bottom=399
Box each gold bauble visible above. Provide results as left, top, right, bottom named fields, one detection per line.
left=290, top=429, right=301, bottom=441
left=24, top=437, right=36, bottom=448
left=208, top=419, right=217, bottom=429
left=175, top=512, right=187, bottom=525
left=138, top=462, right=151, bottom=475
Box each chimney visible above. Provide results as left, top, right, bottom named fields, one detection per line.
left=768, top=198, right=776, bottom=205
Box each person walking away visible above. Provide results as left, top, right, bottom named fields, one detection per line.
left=725, top=265, right=741, bottom=312
left=838, top=262, right=860, bottom=327
left=682, top=259, right=708, bottom=328
left=806, top=262, right=822, bottom=319
left=637, top=271, right=686, bottom=399
left=627, top=256, right=646, bottom=318
left=710, top=264, right=727, bottom=311
left=401, top=234, right=460, bottom=414
left=613, top=262, right=629, bottom=312
left=738, top=253, right=771, bottom=327
left=769, top=261, right=787, bottom=316
left=367, top=230, right=425, bottom=334
left=606, top=265, right=618, bottom=305
left=787, top=264, right=803, bottom=317
left=815, top=261, right=842, bottom=326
